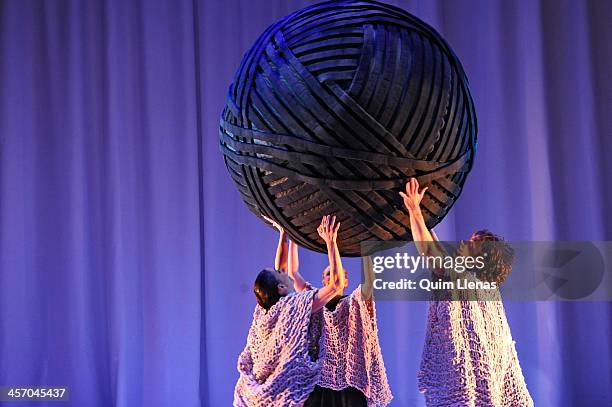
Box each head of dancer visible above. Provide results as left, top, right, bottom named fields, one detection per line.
left=253, top=267, right=295, bottom=310
left=321, top=266, right=348, bottom=289
left=460, top=229, right=515, bottom=285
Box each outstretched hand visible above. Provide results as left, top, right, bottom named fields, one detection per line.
left=399, top=178, right=428, bottom=212
left=263, top=215, right=284, bottom=234
left=317, top=215, right=340, bottom=245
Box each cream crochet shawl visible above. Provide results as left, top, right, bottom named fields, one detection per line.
left=418, top=289, right=534, bottom=407
left=234, top=290, right=322, bottom=407
left=309, top=286, right=393, bottom=406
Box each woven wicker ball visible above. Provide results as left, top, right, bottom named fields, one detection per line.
left=220, top=0, right=477, bottom=256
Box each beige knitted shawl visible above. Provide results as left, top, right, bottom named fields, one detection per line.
left=234, top=290, right=322, bottom=407
left=310, top=286, right=393, bottom=406
left=418, top=290, right=534, bottom=407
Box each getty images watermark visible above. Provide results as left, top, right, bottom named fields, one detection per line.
left=361, top=241, right=612, bottom=301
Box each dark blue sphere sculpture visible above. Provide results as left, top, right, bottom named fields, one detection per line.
left=220, top=0, right=477, bottom=256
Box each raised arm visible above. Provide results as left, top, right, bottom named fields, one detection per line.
left=399, top=178, right=434, bottom=244
left=400, top=178, right=448, bottom=276
left=263, top=216, right=289, bottom=272
left=287, top=240, right=309, bottom=292
left=361, top=256, right=375, bottom=301
left=312, top=215, right=346, bottom=313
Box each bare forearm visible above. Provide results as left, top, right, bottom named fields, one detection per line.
left=287, top=240, right=308, bottom=291
left=409, top=208, right=445, bottom=256
left=327, top=240, right=345, bottom=291
left=288, top=239, right=299, bottom=273
left=402, top=178, right=447, bottom=276
left=409, top=207, right=434, bottom=244
left=312, top=215, right=343, bottom=313
left=409, top=208, right=447, bottom=276
left=361, top=256, right=375, bottom=300
left=312, top=240, right=344, bottom=312
left=274, top=231, right=288, bottom=272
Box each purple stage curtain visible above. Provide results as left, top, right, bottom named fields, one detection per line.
left=1, top=0, right=611, bottom=406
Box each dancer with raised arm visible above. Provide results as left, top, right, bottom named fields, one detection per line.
left=263, top=215, right=310, bottom=293
left=261, top=216, right=392, bottom=406
left=303, top=253, right=392, bottom=407
left=400, top=178, right=533, bottom=407
left=234, top=215, right=346, bottom=407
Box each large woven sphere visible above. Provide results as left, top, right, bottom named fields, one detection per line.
left=220, top=0, right=477, bottom=256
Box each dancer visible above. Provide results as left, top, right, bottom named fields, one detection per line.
left=303, top=253, right=392, bottom=407
left=262, top=216, right=392, bottom=406
left=263, top=215, right=311, bottom=293
left=234, top=215, right=345, bottom=407
left=400, top=178, right=533, bottom=406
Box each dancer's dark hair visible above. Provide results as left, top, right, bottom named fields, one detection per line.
left=254, top=268, right=281, bottom=310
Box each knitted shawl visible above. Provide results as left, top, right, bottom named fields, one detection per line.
left=418, top=289, right=534, bottom=407
left=234, top=290, right=322, bottom=407
left=310, top=286, right=393, bottom=407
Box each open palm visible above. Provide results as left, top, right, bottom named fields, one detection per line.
left=399, top=178, right=428, bottom=212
